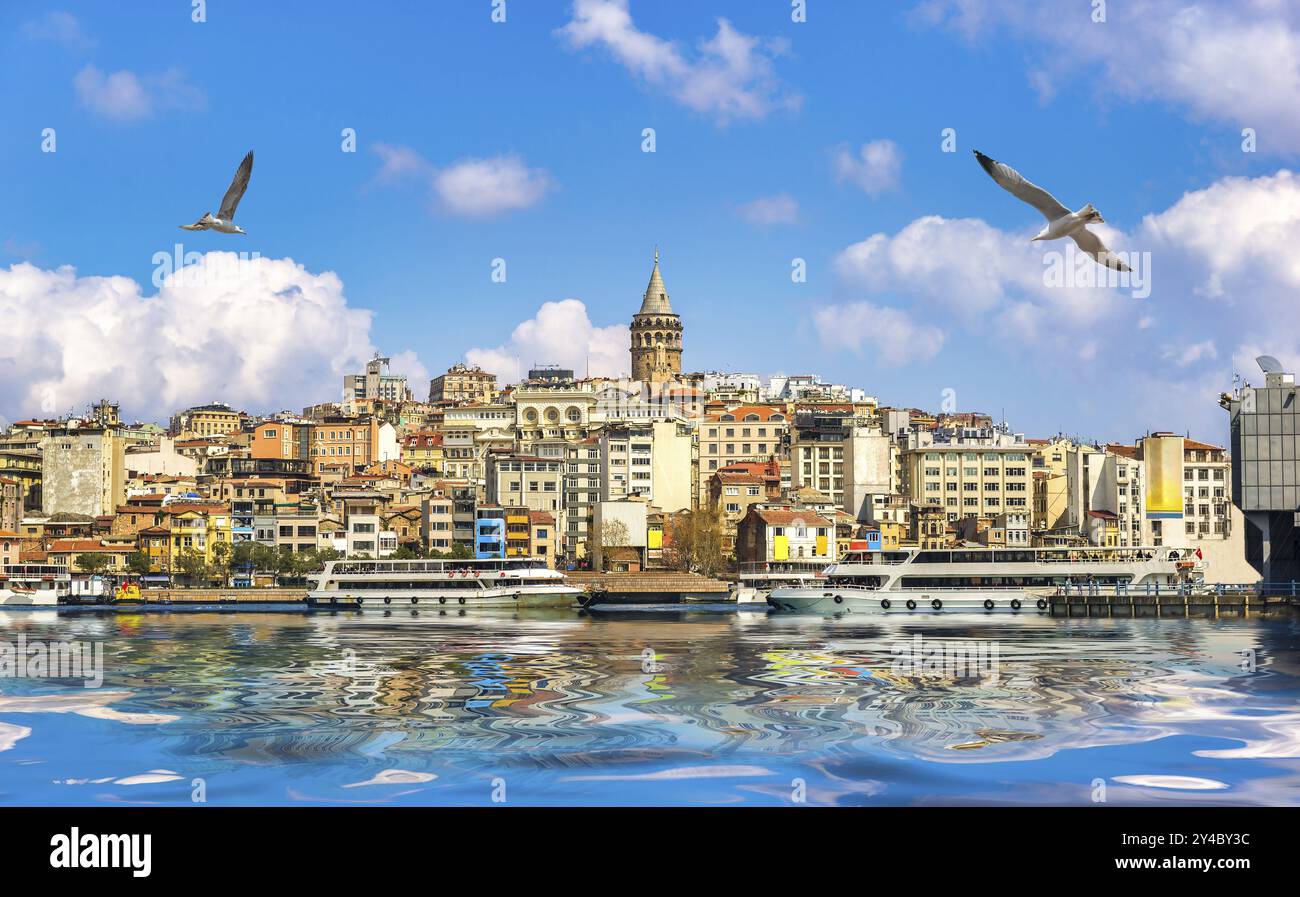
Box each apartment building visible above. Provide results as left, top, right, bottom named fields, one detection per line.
left=599, top=420, right=692, bottom=512
left=697, top=405, right=789, bottom=501
left=344, top=354, right=409, bottom=403
left=39, top=425, right=126, bottom=518
left=735, top=507, right=834, bottom=564
left=902, top=443, right=1032, bottom=523
left=169, top=403, right=243, bottom=439
left=563, top=437, right=602, bottom=560
left=429, top=363, right=497, bottom=404
left=486, top=453, right=564, bottom=514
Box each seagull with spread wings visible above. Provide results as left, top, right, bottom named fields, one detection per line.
left=973, top=149, right=1129, bottom=272
left=180, top=150, right=254, bottom=234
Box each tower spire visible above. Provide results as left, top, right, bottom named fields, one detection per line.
left=630, top=246, right=683, bottom=383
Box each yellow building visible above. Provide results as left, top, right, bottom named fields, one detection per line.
left=504, top=506, right=531, bottom=557
left=1029, top=437, right=1074, bottom=532
left=169, top=403, right=244, bottom=439
left=167, top=503, right=232, bottom=563
left=428, top=363, right=497, bottom=404
left=400, top=432, right=444, bottom=471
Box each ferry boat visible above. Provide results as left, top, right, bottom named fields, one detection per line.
left=767, top=545, right=1195, bottom=614
left=307, top=557, right=583, bottom=609
left=731, top=560, right=829, bottom=604
left=0, top=564, right=68, bottom=606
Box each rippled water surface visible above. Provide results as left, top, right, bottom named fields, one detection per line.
left=1, top=607, right=1298, bottom=806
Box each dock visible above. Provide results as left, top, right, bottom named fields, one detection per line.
left=1048, top=582, right=1299, bottom=617
left=566, top=571, right=732, bottom=605
left=75, top=588, right=309, bottom=606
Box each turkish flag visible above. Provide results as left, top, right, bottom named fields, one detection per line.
left=1195, top=548, right=1203, bottom=559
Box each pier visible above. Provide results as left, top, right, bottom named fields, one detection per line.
left=1048, top=581, right=1300, bottom=617
left=567, top=571, right=731, bottom=605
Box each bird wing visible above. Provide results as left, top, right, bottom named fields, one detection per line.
left=217, top=151, right=254, bottom=221
left=973, top=150, right=1072, bottom=222
left=1069, top=226, right=1131, bottom=272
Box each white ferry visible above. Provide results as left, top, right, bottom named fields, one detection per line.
left=307, top=557, right=583, bottom=609
left=767, top=545, right=1195, bottom=614
left=731, top=560, right=829, bottom=604
left=0, top=564, right=69, bottom=606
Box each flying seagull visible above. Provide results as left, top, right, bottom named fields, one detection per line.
left=973, top=149, right=1129, bottom=272
left=180, top=150, right=253, bottom=234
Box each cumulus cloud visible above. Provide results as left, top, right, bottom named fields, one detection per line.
left=466, top=299, right=629, bottom=383
left=22, top=11, right=94, bottom=50
left=738, top=193, right=799, bottom=225
left=74, top=64, right=204, bottom=121
left=832, top=140, right=903, bottom=196
left=371, top=144, right=552, bottom=218
left=822, top=168, right=1300, bottom=436
left=915, top=0, right=1300, bottom=152
left=813, top=302, right=945, bottom=364
left=433, top=155, right=553, bottom=218
left=557, top=0, right=798, bottom=124
left=0, top=254, right=425, bottom=422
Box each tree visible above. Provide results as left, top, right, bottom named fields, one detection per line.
left=665, top=507, right=727, bottom=577
left=600, top=519, right=630, bottom=548
left=125, top=550, right=152, bottom=576
left=174, top=548, right=208, bottom=585
left=211, top=542, right=232, bottom=585
left=75, top=553, right=114, bottom=576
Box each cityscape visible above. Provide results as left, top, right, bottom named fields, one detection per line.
left=1, top=0, right=1297, bottom=869
left=0, top=251, right=1273, bottom=587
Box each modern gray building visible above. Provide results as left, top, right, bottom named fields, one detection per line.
left=1223, top=356, right=1300, bottom=582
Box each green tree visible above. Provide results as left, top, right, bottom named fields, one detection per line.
left=174, top=548, right=208, bottom=586
left=75, top=553, right=114, bottom=576
left=211, top=541, right=232, bottom=585
left=125, top=550, right=152, bottom=576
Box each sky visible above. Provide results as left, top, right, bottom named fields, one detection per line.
left=3, top=0, right=1300, bottom=446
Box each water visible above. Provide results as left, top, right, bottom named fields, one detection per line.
left=1, top=607, right=1298, bottom=806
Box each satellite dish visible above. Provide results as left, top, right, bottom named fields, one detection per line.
left=1257, top=355, right=1284, bottom=374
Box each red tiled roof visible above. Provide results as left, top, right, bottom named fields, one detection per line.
left=528, top=510, right=555, bottom=525
left=750, top=509, right=833, bottom=527
left=48, top=539, right=134, bottom=554
left=707, top=405, right=788, bottom=422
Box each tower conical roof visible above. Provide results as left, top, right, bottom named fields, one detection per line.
left=637, top=249, right=674, bottom=315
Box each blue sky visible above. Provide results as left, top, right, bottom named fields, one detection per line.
left=3, top=1, right=1299, bottom=443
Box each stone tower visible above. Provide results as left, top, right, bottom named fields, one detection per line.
left=630, top=249, right=683, bottom=383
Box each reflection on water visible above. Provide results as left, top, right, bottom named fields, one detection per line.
left=1, top=609, right=1298, bottom=805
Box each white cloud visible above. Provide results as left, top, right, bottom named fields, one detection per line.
left=0, top=254, right=425, bottom=422
left=824, top=167, right=1300, bottom=436
left=1163, top=340, right=1218, bottom=367
left=22, top=11, right=94, bottom=50
left=466, top=299, right=629, bottom=383
left=557, top=0, right=798, bottom=124
left=74, top=65, right=204, bottom=122
left=433, top=155, right=553, bottom=218
left=371, top=145, right=552, bottom=218
left=915, top=0, right=1300, bottom=152
left=832, top=140, right=903, bottom=196
left=812, top=302, right=945, bottom=364
left=372, top=143, right=430, bottom=183
left=738, top=193, right=799, bottom=225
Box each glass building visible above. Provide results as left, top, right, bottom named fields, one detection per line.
left=1224, top=359, right=1300, bottom=581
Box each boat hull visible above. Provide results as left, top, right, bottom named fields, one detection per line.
left=0, top=588, right=58, bottom=607
left=307, top=586, right=581, bottom=609
left=767, top=587, right=1049, bottom=615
